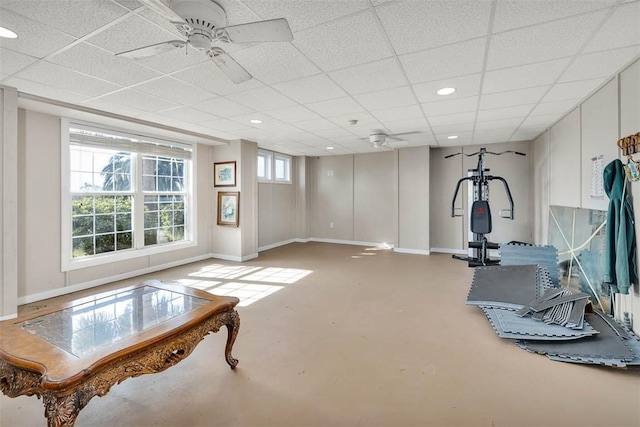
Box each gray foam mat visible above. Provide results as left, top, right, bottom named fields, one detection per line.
left=466, top=264, right=538, bottom=309
left=516, top=313, right=635, bottom=361
left=481, top=307, right=598, bottom=340
left=500, top=244, right=560, bottom=287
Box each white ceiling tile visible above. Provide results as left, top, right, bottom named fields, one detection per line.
left=134, top=76, right=216, bottom=105
left=306, top=97, right=364, bottom=117
left=487, top=10, right=607, bottom=70
left=476, top=104, right=534, bottom=121
left=584, top=1, right=640, bottom=53
left=193, top=97, right=255, bottom=118
left=434, top=131, right=473, bottom=143
left=200, top=118, right=252, bottom=133
left=230, top=43, right=321, bottom=85
left=226, top=86, right=297, bottom=111
left=384, top=117, right=431, bottom=135
left=354, top=86, right=416, bottom=111
left=520, top=113, right=562, bottom=127
left=81, top=97, right=148, bottom=118
left=293, top=11, right=394, bottom=72
left=240, top=0, right=369, bottom=32
left=377, top=0, right=492, bottom=54
left=228, top=112, right=277, bottom=128
left=510, top=129, right=546, bottom=141
left=205, top=0, right=262, bottom=27
left=327, top=112, right=385, bottom=136
left=310, top=127, right=357, bottom=140
left=113, top=0, right=142, bottom=10
left=479, top=86, right=549, bottom=110
left=530, top=100, right=580, bottom=116
left=157, top=106, right=220, bottom=124
left=86, top=15, right=176, bottom=54
left=371, top=105, right=424, bottom=122
left=172, top=62, right=264, bottom=96
left=136, top=48, right=209, bottom=74
left=413, top=74, right=482, bottom=103
left=400, top=38, right=486, bottom=84
left=17, top=61, right=121, bottom=97
left=4, top=76, right=90, bottom=104
left=422, top=96, right=478, bottom=117
left=48, top=42, right=161, bottom=86
left=265, top=105, right=321, bottom=123
left=0, top=9, right=75, bottom=58
left=483, top=58, right=572, bottom=93
left=559, top=46, right=640, bottom=82
left=0, top=48, right=38, bottom=75
left=3, top=0, right=129, bottom=38
left=97, top=88, right=179, bottom=112
left=474, top=118, right=523, bottom=131
left=492, top=0, right=617, bottom=33
left=542, top=78, right=605, bottom=102
left=273, top=74, right=347, bottom=104
left=431, top=122, right=475, bottom=135
left=437, top=137, right=471, bottom=147
left=473, top=129, right=514, bottom=144
left=329, top=58, right=407, bottom=96
left=134, top=113, right=218, bottom=135
left=293, top=118, right=341, bottom=132
left=429, top=112, right=476, bottom=127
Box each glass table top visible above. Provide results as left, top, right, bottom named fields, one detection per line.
left=18, top=286, right=209, bottom=358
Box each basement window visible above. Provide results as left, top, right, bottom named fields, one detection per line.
left=61, top=119, right=196, bottom=271
left=257, top=149, right=291, bottom=184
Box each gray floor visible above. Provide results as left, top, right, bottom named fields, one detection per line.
left=2, top=242, right=639, bottom=427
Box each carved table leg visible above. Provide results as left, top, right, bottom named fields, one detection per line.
left=224, top=310, right=240, bottom=369
left=43, top=392, right=87, bottom=427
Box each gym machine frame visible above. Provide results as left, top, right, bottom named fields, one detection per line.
left=447, top=147, right=525, bottom=267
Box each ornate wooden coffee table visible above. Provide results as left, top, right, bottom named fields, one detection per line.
left=0, top=280, right=240, bottom=426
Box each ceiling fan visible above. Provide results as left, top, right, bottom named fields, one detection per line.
left=116, top=0, right=294, bottom=84
left=365, top=131, right=420, bottom=149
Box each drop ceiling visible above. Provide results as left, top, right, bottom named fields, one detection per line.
left=1, top=0, right=639, bottom=156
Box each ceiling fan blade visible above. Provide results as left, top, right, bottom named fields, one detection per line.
left=139, top=0, right=184, bottom=23
left=222, top=18, right=293, bottom=43
left=116, top=40, right=186, bottom=59
left=207, top=48, right=253, bottom=84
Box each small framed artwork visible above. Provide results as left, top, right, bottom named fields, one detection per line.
left=214, top=161, right=236, bottom=187
left=217, top=191, right=240, bottom=227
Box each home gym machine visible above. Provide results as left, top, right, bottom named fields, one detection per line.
left=446, top=147, right=525, bottom=267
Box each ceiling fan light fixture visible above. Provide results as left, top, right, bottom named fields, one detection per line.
left=0, top=26, right=18, bottom=39
left=437, top=87, right=456, bottom=96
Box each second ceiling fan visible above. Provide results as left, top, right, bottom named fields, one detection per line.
left=117, top=0, right=294, bottom=84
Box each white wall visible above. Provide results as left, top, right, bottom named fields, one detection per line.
left=16, top=108, right=216, bottom=303
left=532, top=57, right=640, bottom=332
left=398, top=147, right=430, bottom=253
left=1, top=86, right=18, bottom=318
left=258, top=176, right=295, bottom=249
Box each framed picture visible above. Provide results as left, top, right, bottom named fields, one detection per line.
left=217, top=191, right=239, bottom=227
left=214, top=161, right=236, bottom=187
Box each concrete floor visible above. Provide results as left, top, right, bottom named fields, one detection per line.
left=2, top=242, right=640, bottom=427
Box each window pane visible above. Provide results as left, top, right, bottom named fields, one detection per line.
left=95, top=234, right=115, bottom=254
left=116, top=213, right=131, bottom=232
left=72, top=216, right=93, bottom=237
left=73, top=236, right=94, bottom=258
left=72, top=195, right=93, bottom=215
left=116, top=232, right=133, bottom=250
left=144, top=211, right=159, bottom=228
left=275, top=158, right=285, bottom=179
left=94, top=196, right=115, bottom=214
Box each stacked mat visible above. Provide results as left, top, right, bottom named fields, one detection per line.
left=466, top=263, right=640, bottom=367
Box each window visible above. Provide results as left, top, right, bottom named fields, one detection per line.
left=257, top=149, right=291, bottom=184
left=62, top=120, right=195, bottom=270
left=257, top=149, right=272, bottom=181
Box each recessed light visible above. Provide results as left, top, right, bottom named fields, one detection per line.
left=250, top=119, right=262, bottom=124
left=447, top=135, right=458, bottom=139
left=437, top=87, right=456, bottom=96
left=0, top=26, right=18, bottom=39
left=326, top=146, right=334, bottom=150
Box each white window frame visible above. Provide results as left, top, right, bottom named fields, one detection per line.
left=61, top=118, right=197, bottom=271
left=257, top=149, right=272, bottom=182
left=273, top=153, right=292, bottom=183
left=257, top=149, right=292, bottom=184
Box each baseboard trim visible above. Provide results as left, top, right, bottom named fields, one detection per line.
left=258, top=239, right=297, bottom=252
left=394, top=247, right=430, bottom=256
left=430, top=247, right=467, bottom=255
left=0, top=313, right=18, bottom=321
left=18, top=253, right=213, bottom=306
left=210, top=252, right=259, bottom=262
left=308, top=238, right=394, bottom=249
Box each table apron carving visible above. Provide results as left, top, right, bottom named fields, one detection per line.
left=0, top=308, right=240, bottom=427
